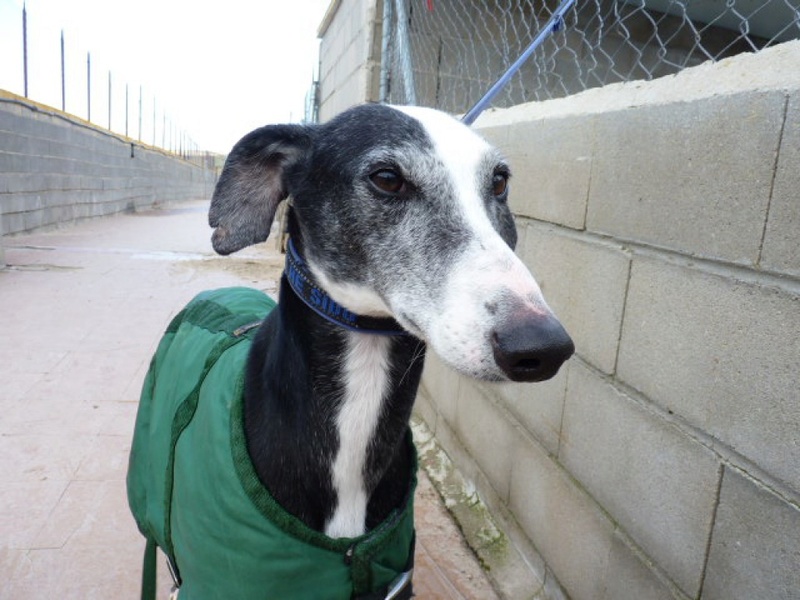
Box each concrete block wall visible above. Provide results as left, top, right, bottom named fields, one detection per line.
left=417, top=40, right=800, bottom=600
left=317, top=0, right=382, bottom=122
left=0, top=93, right=215, bottom=236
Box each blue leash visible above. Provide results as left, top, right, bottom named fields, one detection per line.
left=461, top=0, right=577, bottom=125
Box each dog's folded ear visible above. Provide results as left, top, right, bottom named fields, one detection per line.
left=209, top=124, right=312, bottom=255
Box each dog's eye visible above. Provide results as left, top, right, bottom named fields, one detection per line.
left=369, top=169, right=406, bottom=195
left=491, top=170, right=509, bottom=199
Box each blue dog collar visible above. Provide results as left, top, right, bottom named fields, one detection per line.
left=284, top=239, right=409, bottom=336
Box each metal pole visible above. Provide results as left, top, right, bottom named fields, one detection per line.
left=87, top=52, right=91, bottom=121
left=392, top=0, right=416, bottom=105
left=461, top=0, right=576, bottom=125
left=138, top=85, right=142, bottom=141
left=379, top=0, right=394, bottom=103
left=22, top=2, right=28, bottom=98
left=107, top=70, right=112, bottom=130
left=125, top=84, right=129, bottom=137
left=60, top=30, right=65, bottom=111
left=152, top=97, right=156, bottom=145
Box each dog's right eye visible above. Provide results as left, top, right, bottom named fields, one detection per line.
left=369, top=169, right=407, bottom=195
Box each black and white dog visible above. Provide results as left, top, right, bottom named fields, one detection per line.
left=211, top=103, right=573, bottom=538
left=139, top=103, right=573, bottom=597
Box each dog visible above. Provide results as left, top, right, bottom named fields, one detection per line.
left=127, top=103, right=574, bottom=600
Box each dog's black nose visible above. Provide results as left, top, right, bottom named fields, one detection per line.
left=491, top=313, right=574, bottom=382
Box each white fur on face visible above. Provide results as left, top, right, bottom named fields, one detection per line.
left=392, top=106, right=553, bottom=379
left=325, top=333, right=392, bottom=538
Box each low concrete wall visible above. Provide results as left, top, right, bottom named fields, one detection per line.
left=0, top=92, right=215, bottom=236
left=416, top=41, right=800, bottom=600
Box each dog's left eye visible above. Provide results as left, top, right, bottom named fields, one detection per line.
left=491, top=171, right=509, bottom=199
left=369, top=169, right=407, bottom=195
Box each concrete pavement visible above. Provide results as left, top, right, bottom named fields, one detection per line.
left=0, top=200, right=498, bottom=599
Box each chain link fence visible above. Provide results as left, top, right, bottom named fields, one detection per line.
left=380, top=0, right=800, bottom=113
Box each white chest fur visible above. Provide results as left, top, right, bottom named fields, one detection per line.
left=325, top=333, right=392, bottom=538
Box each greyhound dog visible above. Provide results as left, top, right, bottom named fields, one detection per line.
left=128, top=103, right=573, bottom=599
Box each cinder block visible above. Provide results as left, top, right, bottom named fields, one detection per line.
left=587, top=92, right=785, bottom=265
left=420, top=351, right=461, bottom=428
left=49, top=138, right=81, bottom=159
left=7, top=173, right=46, bottom=195
left=23, top=207, right=46, bottom=231
left=3, top=211, right=26, bottom=235
left=492, top=362, right=569, bottom=456
left=522, top=222, right=630, bottom=374
left=602, top=532, right=678, bottom=600
left=475, top=125, right=509, bottom=150
left=509, top=428, right=615, bottom=600
left=0, top=107, right=31, bottom=133
left=455, top=381, right=516, bottom=502
left=761, top=92, right=800, bottom=276
left=73, top=203, right=92, bottom=219
left=23, top=116, right=58, bottom=143
left=478, top=114, right=592, bottom=230
left=703, top=467, right=800, bottom=600
left=45, top=120, right=72, bottom=144
left=561, top=362, right=720, bottom=596
left=0, top=150, right=27, bottom=172
left=0, top=130, right=33, bottom=155
left=412, top=388, right=437, bottom=434
left=3, top=193, right=43, bottom=214
left=618, top=257, right=800, bottom=494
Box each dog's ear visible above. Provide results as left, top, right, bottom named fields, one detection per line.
left=209, top=124, right=312, bottom=255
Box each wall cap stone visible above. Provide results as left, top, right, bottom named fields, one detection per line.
left=474, top=40, right=800, bottom=126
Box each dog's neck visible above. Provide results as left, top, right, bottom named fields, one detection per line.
left=284, top=239, right=407, bottom=336
left=243, top=240, right=426, bottom=538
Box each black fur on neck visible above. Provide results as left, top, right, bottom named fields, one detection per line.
left=242, top=221, right=426, bottom=533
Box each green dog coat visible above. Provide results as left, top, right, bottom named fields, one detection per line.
left=127, top=287, right=416, bottom=600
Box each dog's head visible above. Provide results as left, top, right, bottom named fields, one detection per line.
left=210, top=103, right=573, bottom=382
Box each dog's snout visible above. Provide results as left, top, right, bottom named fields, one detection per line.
left=490, top=313, right=574, bottom=382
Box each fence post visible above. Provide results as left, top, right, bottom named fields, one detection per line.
left=22, top=2, right=28, bottom=98
left=138, top=85, right=142, bottom=141
left=108, top=70, right=112, bottom=130
left=61, top=30, right=65, bottom=111
left=379, top=0, right=394, bottom=103
left=87, top=52, right=91, bottom=122
left=393, top=0, right=416, bottom=105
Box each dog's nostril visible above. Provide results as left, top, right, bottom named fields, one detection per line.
left=513, top=357, right=541, bottom=370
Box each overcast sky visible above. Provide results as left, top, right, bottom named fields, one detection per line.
left=0, top=0, right=330, bottom=153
